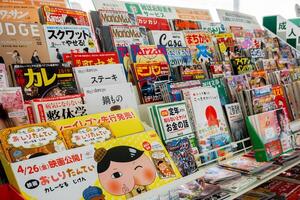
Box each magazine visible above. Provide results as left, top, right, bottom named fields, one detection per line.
left=147, top=30, right=187, bottom=47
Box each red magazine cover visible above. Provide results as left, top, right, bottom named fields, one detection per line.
left=272, top=85, right=292, bottom=121
left=263, top=179, right=300, bottom=197
left=132, top=62, right=170, bottom=103
left=71, top=52, right=119, bottom=67
left=136, top=16, right=171, bottom=31
left=40, top=5, right=89, bottom=25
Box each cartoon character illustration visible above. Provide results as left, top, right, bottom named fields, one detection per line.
left=196, top=45, right=212, bottom=62
left=83, top=186, right=105, bottom=200
left=94, top=146, right=156, bottom=197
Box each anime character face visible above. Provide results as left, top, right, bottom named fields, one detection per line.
left=97, top=148, right=156, bottom=196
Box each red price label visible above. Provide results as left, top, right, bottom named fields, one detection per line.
left=142, top=141, right=151, bottom=151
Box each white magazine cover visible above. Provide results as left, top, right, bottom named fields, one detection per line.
left=44, top=25, right=97, bottom=62
left=73, top=64, right=127, bottom=91
left=148, top=30, right=187, bottom=47
left=83, top=83, right=138, bottom=114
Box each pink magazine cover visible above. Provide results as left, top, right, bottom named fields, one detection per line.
left=255, top=110, right=279, bottom=144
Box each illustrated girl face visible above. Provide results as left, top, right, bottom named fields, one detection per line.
left=97, top=148, right=156, bottom=196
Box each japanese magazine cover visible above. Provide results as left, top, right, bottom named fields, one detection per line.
left=147, top=30, right=187, bottom=47
left=172, top=19, right=201, bottom=31
left=130, top=44, right=169, bottom=64
left=225, top=103, right=248, bottom=141
left=117, top=46, right=132, bottom=81
left=166, top=47, right=193, bottom=80
left=0, top=122, right=67, bottom=162
left=251, top=85, right=276, bottom=115
left=73, top=64, right=127, bottom=91
left=175, top=7, right=212, bottom=21
left=0, top=22, right=50, bottom=68
left=0, top=87, right=28, bottom=130
left=202, top=78, right=230, bottom=105
left=231, top=57, right=255, bottom=75
left=69, top=52, right=119, bottom=67
left=109, top=25, right=149, bottom=50
left=39, top=5, right=90, bottom=25
left=43, top=25, right=97, bottom=62
left=136, top=16, right=171, bottom=31
left=13, top=63, right=78, bottom=101
left=0, top=63, right=9, bottom=87
left=247, top=70, right=268, bottom=89
left=0, top=4, right=40, bottom=23
left=98, top=9, right=135, bottom=26
left=186, top=87, right=231, bottom=163
left=226, top=74, right=249, bottom=102
left=131, top=62, right=170, bottom=103
left=82, top=83, right=138, bottom=114
left=215, top=33, right=235, bottom=61
left=31, top=94, right=87, bottom=123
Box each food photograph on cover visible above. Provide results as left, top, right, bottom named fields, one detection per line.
left=2, top=0, right=300, bottom=199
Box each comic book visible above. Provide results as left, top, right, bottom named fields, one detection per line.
left=13, top=63, right=78, bottom=101
left=231, top=57, right=255, bottom=75
left=39, top=5, right=89, bottom=25
left=31, top=94, right=87, bottom=123
left=226, top=74, right=249, bottom=102
left=0, top=122, right=67, bottom=162
left=215, top=33, right=235, bottom=61
left=247, top=70, right=268, bottom=89
left=251, top=85, right=276, bottom=114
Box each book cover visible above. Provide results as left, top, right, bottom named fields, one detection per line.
left=184, top=31, right=216, bottom=63
left=166, top=47, right=193, bottom=80
left=165, top=136, right=198, bottom=176
left=202, top=78, right=230, bottom=105
left=262, top=58, right=278, bottom=72
left=132, top=62, right=170, bottom=104
left=117, top=46, right=132, bottom=81
left=0, top=123, right=67, bottom=162
left=204, top=166, right=241, bottom=184
left=62, top=124, right=112, bottom=148
left=130, top=44, right=169, bottom=64
left=71, top=52, right=119, bottom=67
left=40, top=5, right=90, bottom=25
left=31, top=94, right=87, bottom=123
left=147, top=30, right=186, bottom=47
left=251, top=85, right=276, bottom=114
left=91, top=130, right=181, bottom=198
left=226, top=74, right=249, bottom=102
left=0, top=4, right=39, bottom=23
left=215, top=33, right=235, bottom=60
left=225, top=103, right=248, bottom=141
left=136, top=16, right=171, bottom=31
left=153, top=101, right=193, bottom=141
left=247, top=70, right=268, bottom=89
left=13, top=63, right=78, bottom=101
left=98, top=9, right=135, bottom=26
left=0, top=87, right=28, bottom=130
left=83, top=83, right=138, bottom=114
left=0, top=22, right=50, bottom=67
left=73, top=64, right=127, bottom=91
left=0, top=63, right=9, bottom=87
left=219, top=156, right=272, bottom=174
left=172, top=19, right=201, bottom=31
left=109, top=25, right=149, bottom=49
left=187, top=87, right=231, bottom=162
left=231, top=57, right=254, bottom=75
left=44, top=25, right=97, bottom=62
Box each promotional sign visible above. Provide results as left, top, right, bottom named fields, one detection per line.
left=175, top=7, right=212, bottom=21
left=217, top=9, right=261, bottom=30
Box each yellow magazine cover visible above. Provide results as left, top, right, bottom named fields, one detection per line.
left=88, top=130, right=181, bottom=199
left=62, top=125, right=113, bottom=148
left=0, top=122, right=67, bottom=163
left=53, top=109, right=145, bottom=138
